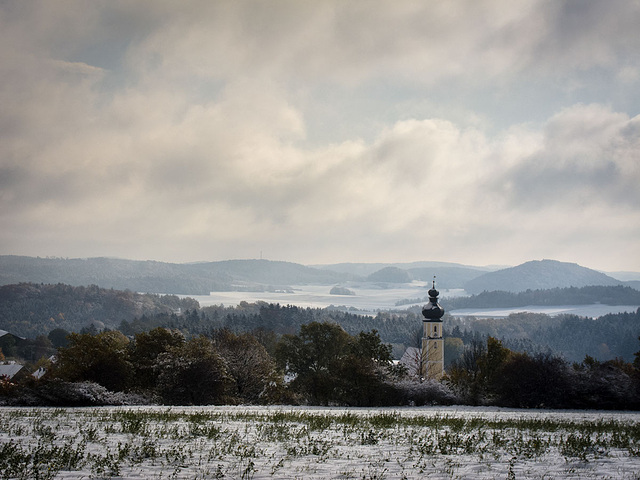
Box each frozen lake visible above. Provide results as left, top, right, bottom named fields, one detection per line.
left=180, top=282, right=639, bottom=318
left=182, top=281, right=447, bottom=314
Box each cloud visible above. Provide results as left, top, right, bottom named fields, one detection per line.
left=1, top=87, right=637, bottom=268
left=0, top=1, right=638, bottom=270
left=495, top=104, right=640, bottom=208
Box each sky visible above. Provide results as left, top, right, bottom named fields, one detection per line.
left=1, top=1, right=639, bottom=272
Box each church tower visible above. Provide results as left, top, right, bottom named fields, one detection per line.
left=421, top=278, right=445, bottom=380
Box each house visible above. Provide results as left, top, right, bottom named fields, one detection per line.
left=0, top=329, right=25, bottom=358
left=30, top=355, right=56, bottom=380
left=0, top=329, right=23, bottom=340
left=0, top=362, right=24, bottom=381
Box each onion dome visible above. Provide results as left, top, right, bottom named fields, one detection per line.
left=422, top=277, right=445, bottom=321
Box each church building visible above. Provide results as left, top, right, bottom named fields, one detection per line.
left=421, top=278, right=445, bottom=379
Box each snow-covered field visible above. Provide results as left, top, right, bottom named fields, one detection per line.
left=1, top=405, right=639, bottom=479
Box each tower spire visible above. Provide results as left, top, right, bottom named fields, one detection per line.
left=421, top=275, right=445, bottom=380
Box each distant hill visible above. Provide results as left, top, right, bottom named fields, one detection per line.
left=464, top=259, right=624, bottom=294
left=0, top=256, right=353, bottom=295
left=197, top=259, right=355, bottom=286
left=1, top=256, right=635, bottom=296
left=313, top=261, right=495, bottom=288
left=367, top=267, right=412, bottom=283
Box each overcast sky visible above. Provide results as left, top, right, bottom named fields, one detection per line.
left=1, top=1, right=639, bottom=272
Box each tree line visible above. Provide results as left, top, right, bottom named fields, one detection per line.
left=2, top=323, right=640, bottom=410
left=448, top=337, right=640, bottom=410
left=445, top=309, right=640, bottom=363
left=448, top=285, right=640, bottom=308
left=397, top=285, right=640, bottom=308
left=1, top=323, right=454, bottom=407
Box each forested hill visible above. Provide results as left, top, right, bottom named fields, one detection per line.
left=440, top=285, right=640, bottom=310
left=3, top=256, right=636, bottom=295
left=0, top=283, right=199, bottom=338
left=464, top=259, right=622, bottom=294
left=0, top=256, right=354, bottom=294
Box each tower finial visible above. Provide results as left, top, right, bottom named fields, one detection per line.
left=424, top=276, right=444, bottom=320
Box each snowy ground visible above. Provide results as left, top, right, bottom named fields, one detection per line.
left=1, top=405, right=639, bottom=479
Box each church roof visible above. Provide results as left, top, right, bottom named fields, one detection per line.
left=422, top=277, right=445, bottom=321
